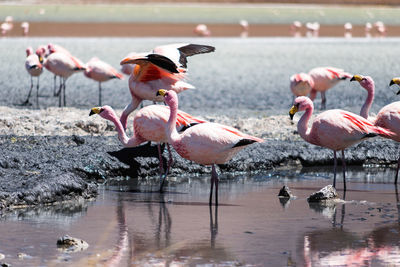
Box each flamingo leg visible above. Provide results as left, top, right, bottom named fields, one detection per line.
left=341, top=150, right=347, bottom=191
left=98, top=82, right=102, bottom=106
left=321, top=91, right=326, bottom=110
left=395, top=155, right=400, bottom=184
left=58, top=78, right=63, bottom=107
left=210, top=165, right=219, bottom=206
left=53, top=75, right=57, bottom=96
left=157, top=143, right=166, bottom=192
left=22, top=76, right=34, bottom=105
left=55, top=76, right=62, bottom=97
left=333, top=150, right=337, bottom=188
left=63, top=78, right=67, bottom=107
left=165, top=143, right=174, bottom=176
left=36, top=76, right=40, bottom=108
left=309, top=89, right=317, bottom=101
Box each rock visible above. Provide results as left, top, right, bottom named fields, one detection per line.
left=278, top=185, right=294, bottom=198
left=57, top=235, right=89, bottom=253
left=17, top=253, right=29, bottom=259
left=307, top=185, right=339, bottom=202
left=0, top=254, right=4, bottom=260
left=0, top=262, right=11, bottom=267
left=71, top=135, right=85, bottom=145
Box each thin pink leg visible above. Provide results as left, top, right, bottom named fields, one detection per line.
left=333, top=150, right=337, bottom=188
left=341, top=150, right=347, bottom=191
left=210, top=165, right=219, bottom=206
left=209, top=167, right=214, bottom=205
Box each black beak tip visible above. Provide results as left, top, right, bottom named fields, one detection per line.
left=390, top=80, right=395, bottom=86
left=289, top=113, right=294, bottom=120
left=396, top=90, right=400, bottom=95
left=156, top=91, right=161, bottom=96
left=350, top=77, right=355, bottom=82
left=89, top=110, right=95, bottom=116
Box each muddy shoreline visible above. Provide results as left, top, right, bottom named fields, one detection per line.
left=0, top=106, right=398, bottom=212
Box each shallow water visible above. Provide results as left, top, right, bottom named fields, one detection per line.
left=1, top=167, right=400, bottom=266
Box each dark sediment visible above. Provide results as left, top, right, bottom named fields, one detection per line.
left=0, top=134, right=398, bottom=211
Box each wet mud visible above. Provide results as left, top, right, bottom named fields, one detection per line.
left=0, top=134, right=398, bottom=211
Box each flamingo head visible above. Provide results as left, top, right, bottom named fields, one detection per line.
left=26, top=46, right=34, bottom=56
left=35, top=45, right=48, bottom=63
left=390, top=77, right=400, bottom=95
left=290, top=73, right=314, bottom=96
left=47, top=43, right=56, bottom=53
left=156, top=89, right=178, bottom=106
left=89, top=105, right=115, bottom=120
left=289, top=96, right=313, bottom=120
left=350, top=75, right=374, bottom=92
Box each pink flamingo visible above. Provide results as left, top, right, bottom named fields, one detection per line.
left=43, top=51, right=86, bottom=107
left=119, top=43, right=215, bottom=130
left=23, top=47, right=43, bottom=106
left=289, top=96, right=394, bottom=190
left=157, top=89, right=263, bottom=205
left=291, top=67, right=352, bottom=109
left=89, top=104, right=206, bottom=191
left=84, top=57, right=124, bottom=106
left=290, top=73, right=314, bottom=101
left=351, top=75, right=400, bottom=183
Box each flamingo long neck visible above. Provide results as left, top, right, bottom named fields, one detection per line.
left=106, top=110, right=142, bottom=147
left=166, top=96, right=181, bottom=145
left=298, top=106, right=314, bottom=143
left=360, top=83, right=374, bottom=119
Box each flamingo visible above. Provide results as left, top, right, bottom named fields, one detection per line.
left=119, top=43, right=215, bottom=130
left=194, top=24, right=211, bottom=37
left=84, top=57, right=124, bottom=106
left=43, top=51, right=86, bottom=107
left=21, top=22, right=29, bottom=36
left=290, top=72, right=314, bottom=100
left=289, top=96, right=394, bottom=190
left=89, top=104, right=206, bottom=191
left=157, top=89, right=263, bottom=205
left=23, top=47, right=43, bottom=107
left=291, top=67, right=352, bottom=109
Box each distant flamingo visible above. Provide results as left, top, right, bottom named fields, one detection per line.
left=157, top=89, right=263, bottom=205
left=84, top=57, right=124, bottom=106
left=21, top=22, right=29, bottom=36
left=194, top=24, right=211, bottom=37
left=119, top=43, right=215, bottom=130
left=291, top=67, right=352, bottom=109
left=89, top=104, right=206, bottom=191
left=290, top=73, right=314, bottom=100
left=289, top=96, right=394, bottom=190
left=23, top=47, right=43, bottom=106
left=44, top=51, right=86, bottom=107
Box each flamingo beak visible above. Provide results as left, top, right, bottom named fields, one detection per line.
left=38, top=56, right=44, bottom=63
left=120, top=56, right=137, bottom=65
left=390, top=78, right=400, bottom=87
left=89, top=107, right=102, bottom=116
left=350, top=75, right=363, bottom=82
left=156, top=89, right=167, bottom=97
left=289, top=105, right=298, bottom=120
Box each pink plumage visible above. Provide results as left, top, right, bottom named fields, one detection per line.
left=158, top=89, right=263, bottom=205
left=84, top=57, right=124, bottom=105
left=23, top=46, right=43, bottom=106
left=290, top=96, right=393, bottom=189
left=290, top=67, right=352, bottom=109
left=119, top=43, right=215, bottom=130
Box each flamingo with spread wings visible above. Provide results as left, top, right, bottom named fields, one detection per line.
left=119, top=43, right=215, bottom=130
left=290, top=96, right=394, bottom=190
left=157, top=89, right=263, bottom=205
left=290, top=67, right=352, bottom=109
left=90, top=104, right=206, bottom=191
left=84, top=57, right=124, bottom=106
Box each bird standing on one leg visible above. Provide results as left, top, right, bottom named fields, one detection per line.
left=84, top=57, right=124, bottom=106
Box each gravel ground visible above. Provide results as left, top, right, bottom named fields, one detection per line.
left=1, top=37, right=400, bottom=210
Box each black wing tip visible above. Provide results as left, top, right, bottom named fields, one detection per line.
left=363, top=133, right=378, bottom=139
left=233, top=139, right=258, bottom=148
left=178, top=44, right=216, bottom=56
left=147, top=53, right=179, bottom=73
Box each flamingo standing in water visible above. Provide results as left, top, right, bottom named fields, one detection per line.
left=23, top=47, right=43, bottom=107
left=352, top=75, right=400, bottom=183
left=157, top=89, right=263, bottom=205
left=43, top=51, right=86, bottom=107
left=290, top=67, right=352, bottom=109
left=119, top=43, right=215, bottom=130
left=84, top=57, right=124, bottom=106
left=289, top=96, right=394, bottom=190
left=89, top=104, right=205, bottom=191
